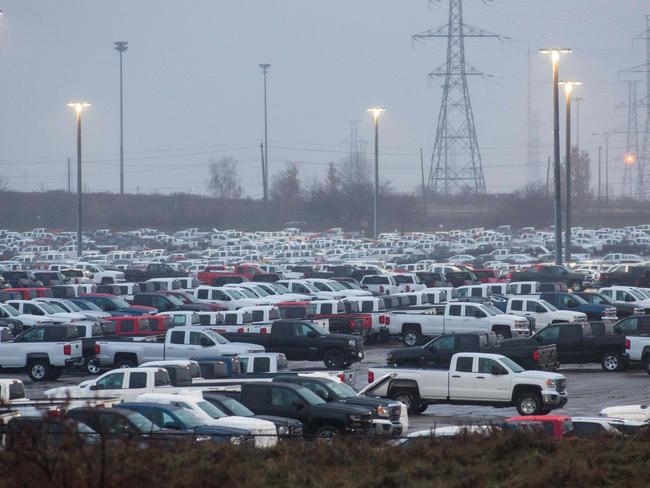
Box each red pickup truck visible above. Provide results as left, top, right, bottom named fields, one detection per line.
left=106, top=315, right=173, bottom=336
left=506, top=415, right=573, bottom=440
left=198, top=265, right=278, bottom=286
left=1, top=288, right=53, bottom=300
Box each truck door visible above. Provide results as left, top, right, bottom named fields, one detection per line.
left=448, top=356, right=476, bottom=400
left=473, top=357, right=511, bottom=401
left=558, top=324, right=585, bottom=363
left=289, top=322, right=321, bottom=361
left=423, top=335, right=454, bottom=368
left=444, top=304, right=464, bottom=332
left=534, top=325, right=565, bottom=361
left=462, top=305, right=486, bottom=333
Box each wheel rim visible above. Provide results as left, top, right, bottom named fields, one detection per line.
left=404, top=333, right=417, bottom=346
left=88, top=360, right=100, bottom=374
left=520, top=396, right=537, bottom=415
left=32, top=364, right=46, bottom=380
left=496, top=333, right=506, bottom=342
left=319, top=429, right=337, bottom=440
left=326, top=353, right=341, bottom=368
left=395, top=394, right=412, bottom=409
left=604, top=356, right=618, bottom=370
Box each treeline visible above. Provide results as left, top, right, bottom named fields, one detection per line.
left=0, top=184, right=649, bottom=232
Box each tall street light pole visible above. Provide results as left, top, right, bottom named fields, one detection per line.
left=114, top=41, right=128, bottom=195
left=259, top=64, right=271, bottom=227
left=560, top=80, right=581, bottom=264
left=367, top=108, right=386, bottom=239
left=67, top=102, right=90, bottom=258
left=540, top=48, right=571, bottom=265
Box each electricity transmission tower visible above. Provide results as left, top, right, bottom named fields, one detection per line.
left=620, top=80, right=640, bottom=198
left=621, top=15, right=650, bottom=199
left=413, top=0, right=499, bottom=194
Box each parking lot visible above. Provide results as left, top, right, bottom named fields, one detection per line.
left=8, top=341, right=650, bottom=432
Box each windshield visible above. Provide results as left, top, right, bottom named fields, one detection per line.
left=204, top=329, right=228, bottom=344
left=271, top=283, right=290, bottom=294
left=47, top=303, right=68, bottom=313
left=214, top=396, right=254, bottom=417
left=539, top=300, right=557, bottom=311
left=166, top=295, right=184, bottom=306
left=483, top=305, right=502, bottom=316
left=327, top=281, right=345, bottom=291
left=77, top=300, right=103, bottom=311
left=125, top=411, right=161, bottom=432
left=630, top=289, right=647, bottom=300
left=571, top=295, right=589, bottom=306
left=302, top=282, right=319, bottom=293
left=1, top=305, right=18, bottom=317
left=61, top=300, right=82, bottom=312
left=172, top=408, right=208, bottom=428
left=38, top=303, right=59, bottom=314
left=236, top=288, right=257, bottom=298
left=110, top=297, right=131, bottom=308
left=197, top=400, right=227, bottom=419
left=225, top=290, right=245, bottom=299
left=326, top=381, right=358, bottom=398
left=298, top=386, right=326, bottom=405
left=499, top=357, right=525, bottom=373
left=251, top=286, right=269, bottom=297
left=310, top=323, right=329, bottom=335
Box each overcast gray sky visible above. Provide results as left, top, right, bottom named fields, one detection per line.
left=0, top=0, right=647, bottom=197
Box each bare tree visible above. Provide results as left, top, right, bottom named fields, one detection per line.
left=207, top=157, right=243, bottom=199
left=271, top=162, right=302, bottom=200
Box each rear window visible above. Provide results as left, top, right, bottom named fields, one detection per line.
left=197, top=290, right=209, bottom=299
left=129, top=372, right=147, bottom=389
left=253, top=357, right=271, bottom=373
left=9, top=382, right=25, bottom=400
left=154, top=371, right=170, bottom=387
left=456, top=357, right=473, bottom=372
left=170, top=330, right=184, bottom=344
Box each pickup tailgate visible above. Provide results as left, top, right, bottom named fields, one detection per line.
left=535, top=344, right=557, bottom=370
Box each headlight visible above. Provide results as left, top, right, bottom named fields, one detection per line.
left=376, top=406, right=389, bottom=417
left=544, top=379, right=556, bottom=389
left=195, top=436, right=211, bottom=442
left=348, top=339, right=356, bottom=347
left=277, top=425, right=289, bottom=435
left=349, top=415, right=362, bottom=422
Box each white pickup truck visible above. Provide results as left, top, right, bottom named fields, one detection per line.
left=0, top=325, right=82, bottom=381
left=95, top=326, right=264, bottom=368
left=387, top=302, right=532, bottom=346
left=499, top=297, right=587, bottom=330
left=6, top=299, right=91, bottom=323
left=624, top=335, right=650, bottom=374
left=367, top=352, right=568, bottom=416
left=74, top=262, right=125, bottom=284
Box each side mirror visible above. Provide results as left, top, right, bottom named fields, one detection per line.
left=89, top=385, right=99, bottom=391
left=474, top=310, right=485, bottom=318
left=307, top=331, right=318, bottom=338
left=491, top=365, right=507, bottom=375
left=292, top=400, right=306, bottom=410
left=200, top=338, right=212, bottom=347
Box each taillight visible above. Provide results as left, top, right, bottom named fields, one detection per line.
left=349, top=319, right=356, bottom=330
left=338, top=373, right=346, bottom=382
left=64, top=344, right=71, bottom=355
left=379, top=315, right=385, bottom=324
left=260, top=327, right=268, bottom=334
left=385, top=315, right=391, bottom=325
left=238, top=327, right=244, bottom=333
left=94, top=344, right=100, bottom=354
left=533, top=350, right=539, bottom=362
left=368, top=370, right=374, bottom=383
left=625, top=338, right=631, bottom=350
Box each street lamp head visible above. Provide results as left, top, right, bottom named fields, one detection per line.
left=539, top=48, right=572, bottom=62
left=259, top=63, right=271, bottom=73
left=113, top=41, right=129, bottom=52
left=559, top=80, right=582, bottom=94
left=67, top=102, right=91, bottom=114
left=625, top=153, right=636, bottom=165
left=367, top=107, right=386, bottom=120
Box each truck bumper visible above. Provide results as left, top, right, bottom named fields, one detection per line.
left=64, top=358, right=82, bottom=368
left=345, top=349, right=365, bottom=362
left=541, top=391, right=568, bottom=410
left=371, top=419, right=404, bottom=436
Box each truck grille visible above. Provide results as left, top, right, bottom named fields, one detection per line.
left=556, top=379, right=566, bottom=394
left=389, top=405, right=401, bottom=422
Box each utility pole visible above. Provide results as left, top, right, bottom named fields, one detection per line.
left=420, top=148, right=426, bottom=208
left=620, top=80, right=640, bottom=198
left=546, top=156, right=550, bottom=198
left=67, top=157, right=71, bottom=193
left=260, top=141, right=267, bottom=224
left=573, top=96, right=583, bottom=152
left=367, top=108, right=385, bottom=239
left=259, top=63, right=271, bottom=226
left=598, top=145, right=602, bottom=201
left=67, top=102, right=90, bottom=258
left=560, top=81, right=581, bottom=264
left=605, top=132, right=609, bottom=205
left=414, top=0, right=498, bottom=194
left=114, top=41, right=128, bottom=195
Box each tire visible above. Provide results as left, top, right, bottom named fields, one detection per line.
left=391, top=390, right=421, bottom=416
left=571, top=281, right=583, bottom=291
left=28, top=359, right=51, bottom=382
left=115, top=357, right=137, bottom=369
left=413, top=403, right=429, bottom=415
left=315, top=426, right=340, bottom=441
left=323, top=350, right=345, bottom=370
left=515, top=390, right=543, bottom=416
left=601, top=352, right=623, bottom=372
left=47, top=366, right=63, bottom=381
left=644, top=357, right=650, bottom=376
left=493, top=326, right=512, bottom=342
left=403, top=328, right=422, bottom=347
left=86, top=358, right=101, bottom=375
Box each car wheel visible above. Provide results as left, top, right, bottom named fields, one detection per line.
left=644, top=357, right=650, bottom=376
left=115, top=358, right=137, bottom=369
left=413, top=403, right=429, bottom=415
left=46, top=366, right=63, bottom=381
left=391, top=390, right=421, bottom=415
left=515, top=391, right=543, bottom=416
left=323, top=350, right=344, bottom=370
left=86, top=358, right=101, bottom=375
left=28, top=360, right=51, bottom=382
left=315, top=426, right=340, bottom=441
left=403, top=330, right=421, bottom=347
left=493, top=327, right=511, bottom=342
left=571, top=281, right=583, bottom=291
left=601, top=352, right=623, bottom=372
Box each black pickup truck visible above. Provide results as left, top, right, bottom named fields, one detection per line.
left=130, top=292, right=212, bottom=312
left=385, top=332, right=557, bottom=371
left=230, top=381, right=374, bottom=439
left=574, top=291, right=644, bottom=318
left=123, top=263, right=188, bottom=282
left=223, top=320, right=364, bottom=369
left=598, top=266, right=650, bottom=287
left=501, top=322, right=627, bottom=372
left=510, top=265, right=587, bottom=291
